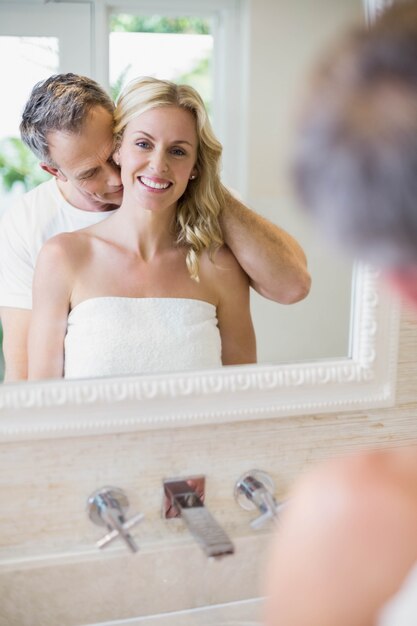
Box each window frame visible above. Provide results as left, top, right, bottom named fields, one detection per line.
left=0, top=1, right=93, bottom=76
left=90, top=0, right=247, bottom=191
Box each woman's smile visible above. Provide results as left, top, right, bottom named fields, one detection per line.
left=138, top=175, right=172, bottom=192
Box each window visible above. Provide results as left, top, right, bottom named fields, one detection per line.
left=0, top=2, right=92, bottom=381
left=0, top=2, right=92, bottom=209
left=93, top=0, right=245, bottom=191
left=0, top=37, right=58, bottom=213
left=109, top=15, right=214, bottom=113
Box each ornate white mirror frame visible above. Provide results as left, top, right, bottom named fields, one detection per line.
left=0, top=0, right=400, bottom=441
left=0, top=263, right=400, bottom=441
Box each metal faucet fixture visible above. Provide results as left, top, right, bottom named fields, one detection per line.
left=234, top=469, right=283, bottom=529
left=87, top=486, right=144, bottom=553
left=163, top=476, right=234, bottom=558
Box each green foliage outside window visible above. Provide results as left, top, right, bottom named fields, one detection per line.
left=110, top=15, right=210, bottom=34
left=0, top=137, right=49, bottom=193
left=111, top=64, right=132, bottom=102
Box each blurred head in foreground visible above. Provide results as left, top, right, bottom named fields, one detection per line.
left=293, top=0, right=417, bottom=306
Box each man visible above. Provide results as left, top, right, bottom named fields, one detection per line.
left=0, top=73, right=310, bottom=382
left=265, top=2, right=417, bottom=625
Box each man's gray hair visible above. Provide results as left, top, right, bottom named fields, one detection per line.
left=292, top=0, right=417, bottom=267
left=20, top=73, right=114, bottom=166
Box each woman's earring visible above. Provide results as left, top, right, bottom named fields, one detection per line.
left=189, top=174, right=196, bottom=180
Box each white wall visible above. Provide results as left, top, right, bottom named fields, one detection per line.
left=240, top=0, right=363, bottom=363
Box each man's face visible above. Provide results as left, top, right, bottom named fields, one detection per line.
left=44, top=106, right=123, bottom=212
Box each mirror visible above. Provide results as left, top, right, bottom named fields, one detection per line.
left=234, top=0, right=364, bottom=365
left=0, top=0, right=400, bottom=420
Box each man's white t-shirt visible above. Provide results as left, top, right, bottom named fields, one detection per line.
left=0, top=178, right=116, bottom=310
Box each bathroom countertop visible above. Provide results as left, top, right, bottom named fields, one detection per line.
left=84, top=596, right=263, bottom=626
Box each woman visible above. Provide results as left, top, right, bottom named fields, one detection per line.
left=28, top=77, right=256, bottom=379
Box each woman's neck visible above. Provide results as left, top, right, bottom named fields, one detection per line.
left=110, top=199, right=177, bottom=259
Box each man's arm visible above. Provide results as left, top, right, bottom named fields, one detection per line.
left=220, top=187, right=311, bottom=304
left=0, top=308, right=31, bottom=381
left=264, top=449, right=417, bottom=626
left=0, top=195, right=36, bottom=382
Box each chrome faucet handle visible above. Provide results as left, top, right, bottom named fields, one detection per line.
left=87, top=486, right=144, bottom=553
left=163, top=476, right=235, bottom=558
left=234, top=470, right=283, bottom=530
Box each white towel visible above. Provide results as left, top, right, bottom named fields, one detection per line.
left=64, top=296, right=222, bottom=379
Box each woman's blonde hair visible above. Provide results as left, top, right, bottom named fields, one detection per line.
left=114, top=76, right=224, bottom=280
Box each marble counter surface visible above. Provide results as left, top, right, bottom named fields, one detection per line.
left=85, top=596, right=263, bottom=626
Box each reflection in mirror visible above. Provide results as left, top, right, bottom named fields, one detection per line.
left=109, top=14, right=213, bottom=107
left=0, top=0, right=364, bottom=383
left=243, top=0, right=363, bottom=364
left=0, top=34, right=59, bottom=382
left=105, top=0, right=360, bottom=366
left=25, top=71, right=258, bottom=381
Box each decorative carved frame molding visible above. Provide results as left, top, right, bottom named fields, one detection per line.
left=0, top=264, right=400, bottom=441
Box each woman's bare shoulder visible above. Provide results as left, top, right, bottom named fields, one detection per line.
left=38, top=230, right=92, bottom=268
